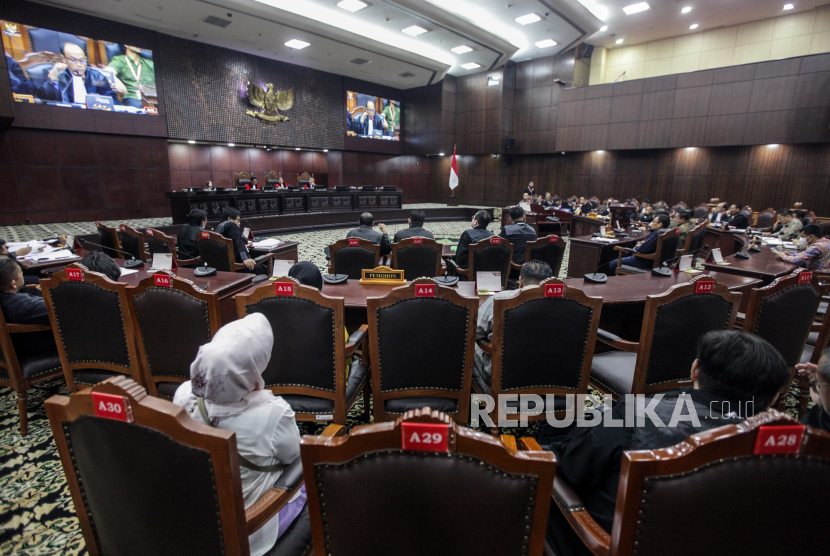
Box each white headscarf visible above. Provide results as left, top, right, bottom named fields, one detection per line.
left=175, top=313, right=275, bottom=425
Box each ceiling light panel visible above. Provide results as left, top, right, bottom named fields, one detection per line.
left=285, top=39, right=310, bottom=49
left=681, top=6, right=692, bottom=13
left=401, top=25, right=428, bottom=36
left=336, top=0, right=368, bottom=12
left=535, top=39, right=558, bottom=48
left=451, top=45, right=473, bottom=54
left=623, top=2, right=650, bottom=15
left=461, top=62, right=481, bottom=69
left=689, top=23, right=698, bottom=29
left=515, top=13, right=542, bottom=25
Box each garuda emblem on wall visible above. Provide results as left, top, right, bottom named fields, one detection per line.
left=246, top=82, right=294, bottom=122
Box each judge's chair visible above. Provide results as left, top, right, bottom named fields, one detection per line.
left=236, top=277, right=369, bottom=425
left=95, top=222, right=123, bottom=259
left=300, top=407, right=557, bottom=556
left=327, top=238, right=381, bottom=280
left=590, top=276, right=740, bottom=398
left=513, top=409, right=830, bottom=556
left=197, top=231, right=274, bottom=275
left=518, top=235, right=566, bottom=277
left=145, top=228, right=200, bottom=267
left=473, top=279, right=602, bottom=428
left=366, top=279, right=478, bottom=423
left=117, top=224, right=149, bottom=262
left=235, top=170, right=253, bottom=190
left=41, top=264, right=144, bottom=391
left=390, top=237, right=445, bottom=280
left=613, top=228, right=680, bottom=275
left=46, top=376, right=329, bottom=556
left=448, top=236, right=514, bottom=290
left=0, top=299, right=63, bottom=436
left=126, top=271, right=221, bottom=399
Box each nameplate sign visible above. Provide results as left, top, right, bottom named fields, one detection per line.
left=695, top=281, right=714, bottom=294
left=490, top=237, right=502, bottom=245
left=146, top=229, right=153, bottom=236
left=201, top=231, right=210, bottom=239
left=119, top=224, right=126, bottom=231
left=359, top=266, right=405, bottom=285
left=754, top=425, right=804, bottom=455
left=401, top=422, right=450, bottom=453
left=348, top=238, right=359, bottom=247
left=415, top=284, right=435, bottom=297
left=153, top=273, right=171, bottom=287
left=66, top=268, right=83, bottom=281
left=412, top=237, right=423, bottom=245
left=91, top=391, right=134, bottom=423
left=798, top=271, right=813, bottom=285
left=152, top=253, right=174, bottom=271
left=549, top=235, right=558, bottom=243
left=544, top=283, right=564, bottom=297
left=274, top=282, right=295, bottom=296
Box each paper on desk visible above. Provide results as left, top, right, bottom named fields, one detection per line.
left=119, top=268, right=139, bottom=276
left=592, top=237, right=617, bottom=243
left=711, top=248, right=724, bottom=264
left=476, top=271, right=502, bottom=294
left=25, top=249, right=76, bottom=262
left=8, top=240, right=44, bottom=252
left=253, top=238, right=285, bottom=249
left=678, top=255, right=692, bottom=272
left=763, top=238, right=783, bottom=246
left=272, top=259, right=294, bottom=277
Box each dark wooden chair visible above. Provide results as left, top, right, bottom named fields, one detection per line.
left=300, top=407, right=557, bottom=556
left=197, top=231, right=274, bottom=274
left=95, top=221, right=122, bottom=259
left=514, top=409, right=830, bottom=556
left=390, top=236, right=444, bottom=280
left=755, top=208, right=776, bottom=230
left=473, top=278, right=603, bottom=427
left=145, top=228, right=201, bottom=267
left=692, top=204, right=709, bottom=219
left=675, top=220, right=707, bottom=256
left=449, top=236, right=514, bottom=290
left=236, top=277, right=369, bottom=425
left=0, top=296, right=63, bottom=436
left=590, top=276, right=740, bottom=398
left=117, top=224, right=150, bottom=262
left=519, top=235, right=566, bottom=276
left=366, top=279, right=478, bottom=423
left=126, top=271, right=221, bottom=399
left=46, top=376, right=334, bottom=556
left=41, top=264, right=144, bottom=392
left=614, top=228, right=680, bottom=275
left=327, top=237, right=381, bottom=279
left=234, top=169, right=253, bottom=190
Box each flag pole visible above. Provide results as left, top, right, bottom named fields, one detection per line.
left=448, top=144, right=459, bottom=207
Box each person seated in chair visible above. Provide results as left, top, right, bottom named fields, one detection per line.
left=518, top=193, right=532, bottom=212
left=575, top=196, right=592, bottom=216
left=797, top=350, right=830, bottom=434
left=105, top=45, right=155, bottom=109
left=545, top=330, right=789, bottom=556
left=173, top=313, right=304, bottom=556
left=608, top=213, right=670, bottom=274
left=393, top=210, right=435, bottom=242
left=500, top=206, right=537, bottom=267
left=80, top=251, right=122, bottom=281
left=773, top=224, right=830, bottom=272
left=354, top=100, right=388, bottom=136
left=275, top=177, right=288, bottom=189
left=346, top=212, right=391, bottom=256
left=0, top=258, right=59, bottom=358
left=638, top=205, right=654, bottom=223
left=177, top=208, right=207, bottom=259
left=37, top=43, right=120, bottom=105
left=250, top=177, right=259, bottom=190
left=0, top=239, right=39, bottom=285
left=455, top=210, right=494, bottom=270
left=6, top=54, right=34, bottom=96
left=216, top=207, right=267, bottom=275
left=708, top=202, right=730, bottom=225
left=538, top=192, right=554, bottom=208
left=768, top=209, right=803, bottom=240
left=726, top=204, right=748, bottom=229
left=672, top=209, right=694, bottom=245
left=474, top=261, right=552, bottom=382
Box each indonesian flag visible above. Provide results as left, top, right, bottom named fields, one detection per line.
left=449, top=147, right=459, bottom=190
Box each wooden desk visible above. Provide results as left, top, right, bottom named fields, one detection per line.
left=502, top=206, right=605, bottom=237
left=19, top=252, right=82, bottom=275
left=704, top=226, right=748, bottom=257
left=566, top=230, right=645, bottom=278
left=442, top=244, right=455, bottom=259
left=702, top=243, right=798, bottom=284
left=249, top=240, right=299, bottom=262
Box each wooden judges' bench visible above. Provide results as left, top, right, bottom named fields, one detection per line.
left=165, top=188, right=403, bottom=225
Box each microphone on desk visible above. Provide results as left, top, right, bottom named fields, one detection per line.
left=652, top=244, right=710, bottom=277
left=77, top=238, right=145, bottom=269
left=584, top=253, right=625, bottom=284
left=734, top=242, right=751, bottom=259
left=747, top=235, right=762, bottom=253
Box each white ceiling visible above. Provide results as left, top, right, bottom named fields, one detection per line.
left=584, top=0, right=829, bottom=49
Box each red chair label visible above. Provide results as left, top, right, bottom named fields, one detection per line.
left=119, top=225, right=125, bottom=231
left=549, top=236, right=558, bottom=243
left=544, top=283, right=564, bottom=297
left=348, top=238, right=359, bottom=247
left=153, top=273, right=171, bottom=287
left=412, top=237, right=423, bottom=245
left=401, top=422, right=449, bottom=452
left=415, top=284, right=435, bottom=297
left=66, top=268, right=83, bottom=281
left=275, top=282, right=295, bottom=296
left=695, top=281, right=714, bottom=294
left=754, top=425, right=804, bottom=455
left=146, top=229, right=153, bottom=236
left=201, top=231, right=209, bottom=239
left=91, top=391, right=134, bottom=423
left=798, top=271, right=813, bottom=285
left=490, top=237, right=501, bottom=245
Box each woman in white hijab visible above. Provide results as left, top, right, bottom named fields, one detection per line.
left=173, top=313, right=304, bottom=556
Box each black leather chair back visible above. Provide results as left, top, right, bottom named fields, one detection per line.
left=645, top=295, right=734, bottom=389
left=689, top=224, right=707, bottom=253
left=64, top=416, right=226, bottom=556
left=312, top=450, right=539, bottom=555
left=472, top=245, right=512, bottom=288
left=28, top=28, right=87, bottom=56
left=803, top=217, right=813, bottom=226
left=756, top=212, right=775, bottom=228
left=501, top=298, right=594, bottom=391
left=332, top=246, right=377, bottom=280
left=237, top=178, right=252, bottom=189
left=118, top=231, right=142, bottom=261
left=132, top=289, right=212, bottom=380
left=693, top=207, right=709, bottom=219
left=96, top=226, right=120, bottom=259
left=146, top=234, right=171, bottom=255
left=49, top=282, right=131, bottom=367
left=376, top=299, right=469, bottom=393
left=245, top=297, right=336, bottom=390
left=528, top=242, right=566, bottom=276
left=657, top=233, right=680, bottom=266
left=752, top=284, right=820, bottom=366
left=197, top=240, right=232, bottom=272
left=395, top=245, right=441, bottom=280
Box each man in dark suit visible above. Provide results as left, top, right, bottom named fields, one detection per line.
left=500, top=206, right=537, bottom=266
left=177, top=209, right=207, bottom=259
left=709, top=202, right=729, bottom=224
left=346, top=212, right=391, bottom=255
left=0, top=258, right=58, bottom=358
left=523, top=182, right=536, bottom=197
left=215, top=207, right=267, bottom=275
left=6, top=54, right=34, bottom=96
left=354, top=101, right=388, bottom=136
left=726, top=204, right=749, bottom=229
left=455, top=210, right=494, bottom=270
left=394, top=210, right=435, bottom=242
left=37, top=43, right=120, bottom=105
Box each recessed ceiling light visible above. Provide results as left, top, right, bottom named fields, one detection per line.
left=295, top=147, right=301, bottom=151
left=690, top=23, right=698, bottom=29
left=515, top=13, right=542, bottom=25
left=767, top=144, right=780, bottom=148
left=324, top=149, right=329, bottom=152
left=623, top=2, right=650, bottom=15
left=616, top=38, right=624, bottom=44
left=461, top=62, right=481, bottom=70
left=783, top=3, right=794, bottom=9
left=439, top=152, right=445, bottom=156
left=228, top=143, right=235, bottom=147
left=188, top=140, right=195, bottom=144
left=600, top=25, right=608, bottom=32
left=451, top=45, right=473, bottom=54
left=336, top=0, right=368, bottom=12
left=681, top=6, right=692, bottom=13
left=401, top=25, right=428, bottom=36
left=535, top=39, right=558, bottom=48
left=285, top=39, right=310, bottom=49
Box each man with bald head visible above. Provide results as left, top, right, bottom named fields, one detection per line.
left=38, top=42, right=120, bottom=105
left=354, top=100, right=388, bottom=137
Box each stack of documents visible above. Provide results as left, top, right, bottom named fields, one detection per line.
left=252, top=238, right=285, bottom=249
